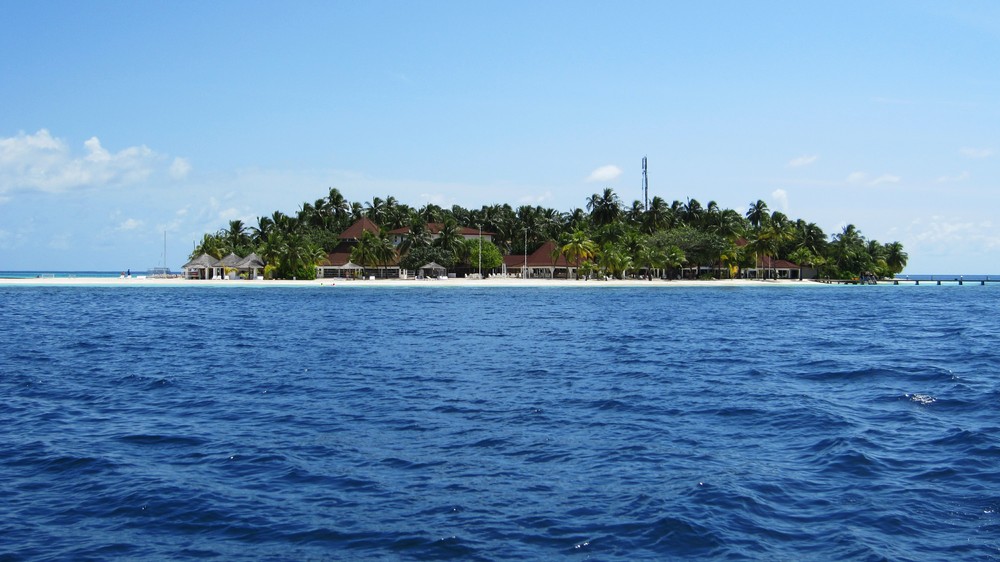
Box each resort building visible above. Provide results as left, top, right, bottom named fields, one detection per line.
left=316, top=217, right=399, bottom=279
left=182, top=253, right=222, bottom=279
left=743, top=256, right=810, bottom=280
left=502, top=241, right=576, bottom=279
left=182, top=252, right=267, bottom=280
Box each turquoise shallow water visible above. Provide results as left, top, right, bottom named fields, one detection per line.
left=1, top=285, right=998, bottom=560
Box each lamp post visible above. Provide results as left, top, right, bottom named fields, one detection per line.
left=478, top=224, right=482, bottom=278
left=523, top=227, right=528, bottom=279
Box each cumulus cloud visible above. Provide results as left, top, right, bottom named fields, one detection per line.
left=0, top=129, right=185, bottom=195
left=170, top=157, right=192, bottom=179
left=960, top=147, right=994, bottom=159
left=770, top=189, right=789, bottom=211
left=586, top=164, right=622, bottom=183
left=787, top=155, right=818, bottom=168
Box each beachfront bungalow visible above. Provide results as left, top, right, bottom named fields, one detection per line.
left=418, top=262, right=448, bottom=278
left=388, top=223, right=495, bottom=246
left=218, top=253, right=243, bottom=279
left=182, top=253, right=222, bottom=279
left=502, top=241, right=576, bottom=279
left=183, top=252, right=269, bottom=280
left=744, top=256, right=805, bottom=280
left=236, top=253, right=266, bottom=280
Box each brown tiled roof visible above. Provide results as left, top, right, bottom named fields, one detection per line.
left=339, top=217, right=380, bottom=239
left=319, top=239, right=400, bottom=267
left=388, top=223, right=495, bottom=237
left=760, top=256, right=798, bottom=269
left=503, top=241, right=572, bottom=267
left=504, top=255, right=527, bottom=268
left=320, top=251, right=353, bottom=267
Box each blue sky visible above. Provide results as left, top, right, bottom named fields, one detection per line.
left=2, top=1, right=998, bottom=273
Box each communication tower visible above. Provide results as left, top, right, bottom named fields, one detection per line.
left=642, top=156, right=649, bottom=210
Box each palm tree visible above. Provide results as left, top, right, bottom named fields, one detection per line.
left=560, top=231, right=598, bottom=280
left=795, top=221, right=827, bottom=255
left=661, top=245, right=687, bottom=280
left=191, top=233, right=225, bottom=260
left=223, top=219, right=251, bottom=255
left=746, top=199, right=769, bottom=230
left=349, top=202, right=365, bottom=222
left=398, top=216, right=431, bottom=256
left=350, top=230, right=380, bottom=277
left=326, top=187, right=350, bottom=225
left=250, top=215, right=274, bottom=246
left=832, top=224, right=867, bottom=277
left=432, top=217, right=464, bottom=263
left=626, top=200, right=645, bottom=225
left=885, top=242, right=908, bottom=275
left=643, top=196, right=669, bottom=233
left=418, top=204, right=443, bottom=224
left=365, top=197, right=386, bottom=224
left=587, top=187, right=622, bottom=226
left=599, top=243, right=633, bottom=279
left=682, top=198, right=704, bottom=227
left=635, top=245, right=663, bottom=280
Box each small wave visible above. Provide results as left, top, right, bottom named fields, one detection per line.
left=117, top=434, right=207, bottom=447
left=907, top=393, right=936, bottom=405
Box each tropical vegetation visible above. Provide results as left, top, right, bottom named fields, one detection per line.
left=190, top=186, right=907, bottom=280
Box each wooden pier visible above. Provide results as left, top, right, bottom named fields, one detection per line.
left=820, top=278, right=997, bottom=286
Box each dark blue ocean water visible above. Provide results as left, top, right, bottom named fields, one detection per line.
left=1, top=284, right=998, bottom=560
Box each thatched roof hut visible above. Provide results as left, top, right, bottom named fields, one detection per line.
left=182, top=253, right=221, bottom=279
left=218, top=253, right=243, bottom=268
left=419, top=261, right=447, bottom=278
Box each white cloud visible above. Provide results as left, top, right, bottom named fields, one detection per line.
left=909, top=216, right=1000, bottom=249
left=585, top=164, right=622, bottom=183
left=787, top=155, right=818, bottom=168
left=218, top=208, right=241, bottom=221
left=936, top=171, right=970, bottom=183
left=869, top=174, right=900, bottom=186
left=118, top=218, right=143, bottom=231
left=418, top=192, right=453, bottom=206
left=169, top=157, right=192, bottom=179
left=518, top=191, right=553, bottom=204
left=0, top=129, right=186, bottom=195
left=846, top=171, right=900, bottom=186
left=770, top=189, right=788, bottom=211
left=960, top=147, right=994, bottom=159
left=847, top=172, right=868, bottom=184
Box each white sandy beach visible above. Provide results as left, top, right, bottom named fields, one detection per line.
left=0, top=276, right=828, bottom=288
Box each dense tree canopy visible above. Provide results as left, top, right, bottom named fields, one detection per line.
left=191, top=186, right=906, bottom=280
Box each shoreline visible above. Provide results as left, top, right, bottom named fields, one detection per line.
left=0, top=276, right=829, bottom=288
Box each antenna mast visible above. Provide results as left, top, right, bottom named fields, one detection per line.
left=642, top=156, right=648, bottom=211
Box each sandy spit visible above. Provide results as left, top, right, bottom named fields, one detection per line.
left=0, top=277, right=831, bottom=288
